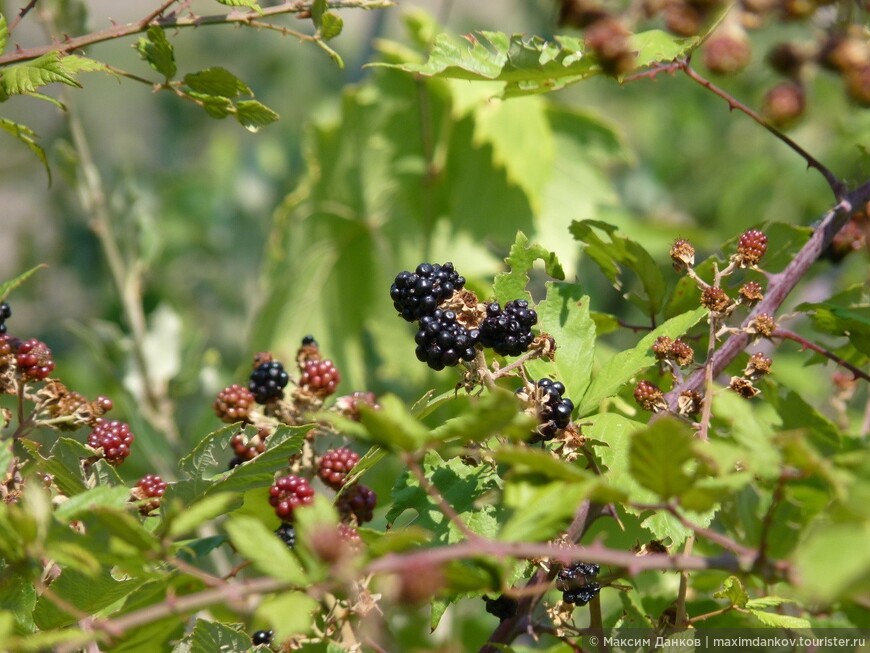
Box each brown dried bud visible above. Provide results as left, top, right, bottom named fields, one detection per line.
left=334, top=391, right=381, bottom=421
left=252, top=351, right=274, bottom=368
left=825, top=216, right=867, bottom=263
left=738, top=281, right=764, bottom=304
left=744, top=352, right=773, bottom=379
left=664, top=2, right=704, bottom=37
left=701, top=286, right=732, bottom=313
left=846, top=64, right=870, bottom=107
left=670, top=239, right=695, bottom=271
left=634, top=380, right=667, bottom=412
left=729, top=376, right=760, bottom=398
left=677, top=390, right=703, bottom=417
left=670, top=339, right=694, bottom=367
left=747, top=313, right=777, bottom=338
left=558, top=0, right=609, bottom=28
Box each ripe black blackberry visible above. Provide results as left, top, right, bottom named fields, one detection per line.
left=414, top=309, right=479, bottom=371
left=252, top=629, right=273, bottom=645
left=479, top=300, right=538, bottom=356
left=134, top=474, right=167, bottom=515
left=527, top=379, right=574, bottom=443
left=248, top=361, right=290, bottom=404
left=300, top=359, right=341, bottom=397
left=87, top=419, right=135, bottom=466
left=275, top=523, right=296, bottom=549
left=268, top=475, right=315, bottom=521
left=318, top=447, right=360, bottom=490
left=337, top=483, right=376, bottom=525
left=563, top=582, right=601, bottom=606
left=390, top=262, right=465, bottom=322
left=484, top=594, right=518, bottom=621
left=556, top=561, right=601, bottom=606
left=0, top=301, right=10, bottom=334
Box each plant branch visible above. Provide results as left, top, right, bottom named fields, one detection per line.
left=667, top=181, right=870, bottom=409
left=0, top=0, right=394, bottom=67
left=7, top=0, right=40, bottom=34
left=773, top=328, right=870, bottom=383
left=405, top=454, right=482, bottom=542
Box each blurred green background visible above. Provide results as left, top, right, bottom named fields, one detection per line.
left=1, top=0, right=868, bottom=485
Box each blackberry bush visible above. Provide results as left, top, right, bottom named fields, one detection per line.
left=390, top=262, right=465, bottom=322
left=414, top=309, right=479, bottom=370
left=479, top=299, right=538, bottom=356
left=249, top=360, right=290, bottom=404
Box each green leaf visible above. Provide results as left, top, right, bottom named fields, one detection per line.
left=793, top=521, right=870, bottom=603
left=53, top=486, right=130, bottom=522
left=167, top=493, right=237, bottom=538
left=354, top=394, right=431, bottom=452
left=136, top=26, right=176, bottom=80
left=713, top=576, right=748, bottom=608
left=0, top=52, right=82, bottom=94
left=171, top=619, right=250, bottom=653
left=492, top=231, right=564, bottom=304
left=500, top=479, right=593, bottom=542
left=0, top=14, right=8, bottom=55
left=0, top=264, right=47, bottom=300
left=629, top=418, right=696, bottom=500
left=256, top=592, right=318, bottom=640
left=525, top=282, right=596, bottom=407
left=796, top=289, right=870, bottom=357
left=183, top=67, right=252, bottom=97
left=234, top=99, right=279, bottom=132
left=491, top=445, right=589, bottom=482
left=747, top=609, right=811, bottom=628
left=570, top=219, right=666, bottom=316
left=577, top=307, right=707, bottom=416
left=224, top=515, right=306, bottom=584
left=319, top=12, right=343, bottom=41
left=745, top=596, right=797, bottom=610
left=0, top=119, right=51, bottom=184
left=178, top=423, right=240, bottom=477
left=188, top=92, right=233, bottom=119
left=215, top=0, right=263, bottom=12
left=630, top=30, right=699, bottom=69
left=429, top=388, right=531, bottom=446
left=341, top=446, right=386, bottom=490
left=311, top=0, right=327, bottom=27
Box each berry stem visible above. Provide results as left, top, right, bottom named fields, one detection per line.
left=773, top=328, right=870, bottom=383
left=405, top=454, right=483, bottom=542
left=675, top=535, right=694, bottom=628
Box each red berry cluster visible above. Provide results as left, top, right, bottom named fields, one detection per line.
left=230, top=428, right=269, bottom=462
left=337, top=484, right=377, bottom=525
left=300, top=359, right=341, bottom=398
left=15, top=338, right=55, bottom=381
left=269, top=474, right=315, bottom=521
left=335, top=391, right=380, bottom=421
left=135, top=474, right=167, bottom=514
left=634, top=380, right=666, bottom=413
left=214, top=384, right=255, bottom=423
left=87, top=419, right=135, bottom=466
left=736, top=229, right=768, bottom=266
left=318, top=448, right=360, bottom=490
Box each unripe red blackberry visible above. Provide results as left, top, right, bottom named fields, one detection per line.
left=134, top=474, right=167, bottom=515
left=762, top=82, right=805, bottom=128
left=846, top=64, right=870, bottom=107
left=318, top=447, right=360, bottom=490
left=670, top=339, right=694, bottom=367
left=15, top=338, right=55, bottom=381
left=633, top=380, right=666, bottom=412
left=300, top=359, right=341, bottom=398
left=701, top=286, right=732, bottom=313
left=230, top=428, right=269, bottom=462
left=337, top=522, right=362, bottom=548
left=337, top=483, right=376, bottom=525
left=652, top=336, right=673, bottom=360
left=584, top=17, right=636, bottom=76
left=737, top=230, right=767, bottom=266
left=214, top=384, right=255, bottom=423
left=87, top=419, right=135, bottom=466
left=738, top=281, right=764, bottom=304
left=248, top=360, right=290, bottom=404
left=268, top=474, right=315, bottom=521
left=703, top=31, right=751, bottom=75
left=334, top=391, right=380, bottom=421
left=669, top=239, right=695, bottom=271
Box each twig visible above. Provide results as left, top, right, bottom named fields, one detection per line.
left=677, top=61, right=845, bottom=199
left=675, top=536, right=694, bottom=627
left=773, top=328, right=870, bottom=383
left=688, top=605, right=734, bottom=624
left=754, top=472, right=788, bottom=573
left=667, top=181, right=870, bottom=409
left=7, top=0, right=40, bottom=34
left=0, top=1, right=394, bottom=67
left=141, top=0, right=180, bottom=26
left=405, top=454, right=482, bottom=542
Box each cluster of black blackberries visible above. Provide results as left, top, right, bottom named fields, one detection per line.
left=530, top=379, right=574, bottom=443
left=390, top=263, right=465, bottom=322
left=556, top=561, right=601, bottom=606
left=0, top=302, right=10, bottom=334
left=249, top=361, right=290, bottom=403
left=415, top=309, right=479, bottom=370
left=479, top=300, right=537, bottom=356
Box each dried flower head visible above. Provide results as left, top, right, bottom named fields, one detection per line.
left=738, top=281, right=764, bottom=304
left=634, top=380, right=667, bottom=413
left=670, top=239, right=695, bottom=271
left=744, top=352, right=773, bottom=379
left=701, top=286, right=732, bottom=314
left=746, top=313, right=777, bottom=338
left=729, top=376, right=760, bottom=399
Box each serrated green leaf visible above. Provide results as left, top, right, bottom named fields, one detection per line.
left=0, top=565, right=36, bottom=633
left=570, top=219, right=667, bottom=316
left=745, top=596, right=797, bottom=610
left=234, top=99, right=279, bottom=132
left=0, top=264, right=47, bottom=300
left=136, top=26, right=176, bottom=80
left=171, top=619, right=250, bottom=653
left=320, top=12, right=343, bottom=41
left=578, top=307, right=706, bottom=416
left=215, top=0, right=263, bottom=12
left=493, top=231, right=564, bottom=303
left=311, top=0, right=327, bottom=27
left=629, top=418, right=696, bottom=500
left=0, top=15, right=8, bottom=55
left=525, top=282, right=596, bottom=407
left=188, top=91, right=233, bottom=119
left=178, top=423, right=241, bottom=477
left=0, top=119, right=51, bottom=183
left=43, top=541, right=101, bottom=576
left=429, top=388, right=530, bottom=446
left=630, top=30, right=699, bottom=69
left=184, top=67, right=251, bottom=97
left=82, top=506, right=160, bottom=554
left=167, top=493, right=237, bottom=538
left=713, top=576, right=749, bottom=608
left=340, top=446, right=385, bottom=489
left=500, top=479, right=593, bottom=542
left=0, top=52, right=81, bottom=94
left=354, top=394, right=430, bottom=452
left=224, top=515, right=306, bottom=584
left=53, top=486, right=130, bottom=522
left=747, top=609, right=811, bottom=628
left=491, top=445, right=589, bottom=482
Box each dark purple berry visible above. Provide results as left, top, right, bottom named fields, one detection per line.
left=337, top=484, right=376, bottom=525
left=414, top=309, right=479, bottom=371
left=248, top=361, right=290, bottom=404
left=563, top=582, right=601, bottom=606
left=0, top=301, right=10, bottom=334
left=252, top=629, right=273, bottom=645
left=390, top=262, right=466, bottom=322
left=479, top=299, right=538, bottom=356
left=275, top=523, right=296, bottom=549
